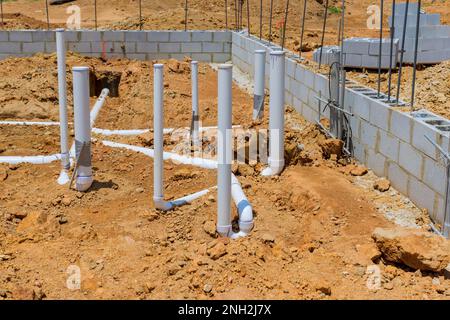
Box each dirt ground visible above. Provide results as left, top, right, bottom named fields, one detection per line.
left=1, top=55, right=449, bottom=300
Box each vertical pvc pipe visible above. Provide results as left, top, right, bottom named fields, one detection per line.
left=72, top=67, right=93, bottom=192
left=253, top=49, right=266, bottom=120
left=217, top=64, right=233, bottom=237
left=262, top=51, right=285, bottom=176
left=153, top=64, right=172, bottom=210
left=191, top=61, right=200, bottom=147
left=56, top=29, right=70, bottom=185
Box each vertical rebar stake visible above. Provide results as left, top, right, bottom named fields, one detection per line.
left=259, top=0, right=262, bottom=39
left=377, top=0, right=384, bottom=98
left=225, top=0, right=228, bottom=30
left=387, top=0, right=396, bottom=102
left=94, top=0, right=98, bottom=30
left=411, top=0, right=421, bottom=112
left=184, top=0, right=188, bottom=31
left=318, top=0, right=329, bottom=70
left=235, top=0, right=238, bottom=31
left=247, top=0, right=250, bottom=35
left=299, top=0, right=307, bottom=58
left=0, top=0, right=4, bottom=27
left=139, top=0, right=142, bottom=30
left=45, top=0, right=50, bottom=29
left=281, top=0, right=289, bottom=50
left=395, top=0, right=409, bottom=105
left=268, top=0, right=273, bottom=44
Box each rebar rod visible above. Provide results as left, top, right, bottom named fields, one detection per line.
left=235, top=0, right=238, bottom=31
left=377, top=0, right=384, bottom=97
left=1, top=0, right=4, bottom=27
left=259, top=0, right=262, bottom=39
left=395, top=0, right=409, bottom=105
left=387, top=0, right=396, bottom=102
left=184, top=0, right=188, bottom=31
left=299, top=0, right=307, bottom=58
left=318, top=0, right=329, bottom=70
left=94, top=0, right=98, bottom=30
left=281, top=0, right=289, bottom=50
left=411, top=0, right=421, bottom=111
left=45, top=0, right=50, bottom=29
left=225, top=0, right=228, bottom=30
left=139, top=0, right=142, bottom=30
left=269, top=0, right=273, bottom=43
left=247, top=0, right=250, bottom=35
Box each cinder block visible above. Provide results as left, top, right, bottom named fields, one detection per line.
left=286, top=59, right=296, bottom=78
left=378, top=130, right=399, bottom=161
left=126, top=53, right=147, bottom=61
left=192, top=31, right=213, bottom=42
left=114, top=42, right=136, bottom=54
left=343, top=38, right=370, bottom=55
left=45, top=42, right=56, bottom=53
left=344, top=53, right=362, bottom=68
left=360, top=120, right=379, bottom=148
left=368, top=38, right=399, bottom=56
left=124, top=31, right=147, bottom=42
left=23, top=42, right=45, bottom=53
left=147, top=31, right=170, bottom=42
left=398, top=141, right=423, bottom=178
left=369, top=99, right=391, bottom=131
left=314, top=75, right=328, bottom=96
left=367, top=149, right=387, bottom=177
left=181, top=42, right=202, bottom=53
left=303, top=69, right=315, bottom=89
left=68, top=42, right=91, bottom=53
left=298, top=83, right=309, bottom=104
left=212, top=53, right=230, bottom=63
left=293, top=97, right=303, bottom=114
left=352, top=92, right=371, bottom=121
left=92, top=42, right=113, bottom=53
left=9, top=31, right=32, bottom=42
left=103, top=31, right=125, bottom=42
left=159, top=43, right=181, bottom=53
left=0, top=42, right=21, bottom=54
left=80, top=31, right=102, bottom=42
left=169, top=32, right=191, bottom=42
left=32, top=30, right=55, bottom=42
left=214, top=31, right=232, bottom=42
left=423, top=157, right=447, bottom=195
left=294, top=65, right=305, bottom=82
left=411, top=120, right=439, bottom=160
left=64, top=31, right=79, bottom=42
left=387, top=161, right=409, bottom=195
left=232, top=32, right=242, bottom=47
left=170, top=53, right=190, bottom=60
left=135, top=42, right=157, bottom=53
left=223, top=43, right=231, bottom=53
left=433, top=195, right=446, bottom=226
left=408, top=176, right=436, bottom=215
left=349, top=114, right=361, bottom=139
left=202, top=42, right=223, bottom=53
left=191, top=53, right=212, bottom=62
left=0, top=31, right=8, bottom=42
left=394, top=2, right=420, bottom=16
left=146, top=53, right=170, bottom=60
left=390, top=109, right=412, bottom=143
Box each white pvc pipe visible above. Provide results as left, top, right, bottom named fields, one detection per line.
left=217, top=64, right=233, bottom=237
left=56, top=29, right=71, bottom=184
left=73, top=66, right=93, bottom=192
left=0, top=154, right=62, bottom=165
left=0, top=121, right=61, bottom=126
left=191, top=61, right=200, bottom=147
left=153, top=64, right=173, bottom=211
left=262, top=51, right=285, bottom=176
left=92, top=128, right=150, bottom=136
left=101, top=140, right=253, bottom=236
left=253, top=49, right=266, bottom=120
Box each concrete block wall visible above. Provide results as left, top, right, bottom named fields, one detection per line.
left=0, top=30, right=232, bottom=62
left=232, top=31, right=449, bottom=228
left=342, top=38, right=399, bottom=69
left=390, top=3, right=450, bottom=64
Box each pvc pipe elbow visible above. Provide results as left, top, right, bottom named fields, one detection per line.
left=57, top=169, right=70, bottom=185
left=261, top=158, right=285, bottom=176
left=216, top=224, right=233, bottom=237
left=153, top=197, right=174, bottom=211
left=239, top=205, right=254, bottom=233
left=76, top=175, right=93, bottom=192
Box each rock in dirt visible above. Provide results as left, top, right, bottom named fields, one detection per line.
left=0, top=168, right=8, bottom=181
left=372, top=227, right=450, bottom=272
left=203, top=283, right=213, bottom=293
left=207, top=241, right=227, bottom=260
left=314, top=281, right=331, bottom=295
left=320, top=138, right=344, bottom=159
left=261, top=233, right=275, bottom=244
left=350, top=165, right=368, bottom=176
left=203, top=221, right=216, bottom=237
left=374, top=179, right=391, bottom=192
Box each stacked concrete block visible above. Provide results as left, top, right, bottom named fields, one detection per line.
left=389, top=2, right=450, bottom=64
left=0, top=30, right=232, bottom=63
left=231, top=30, right=449, bottom=228
left=343, top=37, right=399, bottom=69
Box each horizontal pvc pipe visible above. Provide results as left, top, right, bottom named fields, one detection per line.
left=170, top=187, right=215, bottom=206
left=0, top=121, right=61, bottom=126
left=0, top=154, right=62, bottom=165
left=101, top=140, right=254, bottom=236
left=92, top=128, right=150, bottom=136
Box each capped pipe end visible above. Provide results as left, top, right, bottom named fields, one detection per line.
left=76, top=175, right=93, bottom=192
left=218, top=64, right=233, bottom=70
left=72, top=66, right=90, bottom=72
left=55, top=28, right=65, bottom=32
left=154, top=64, right=164, bottom=69
left=270, top=50, right=286, bottom=56
left=191, top=61, right=198, bottom=65
left=255, top=49, right=266, bottom=54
